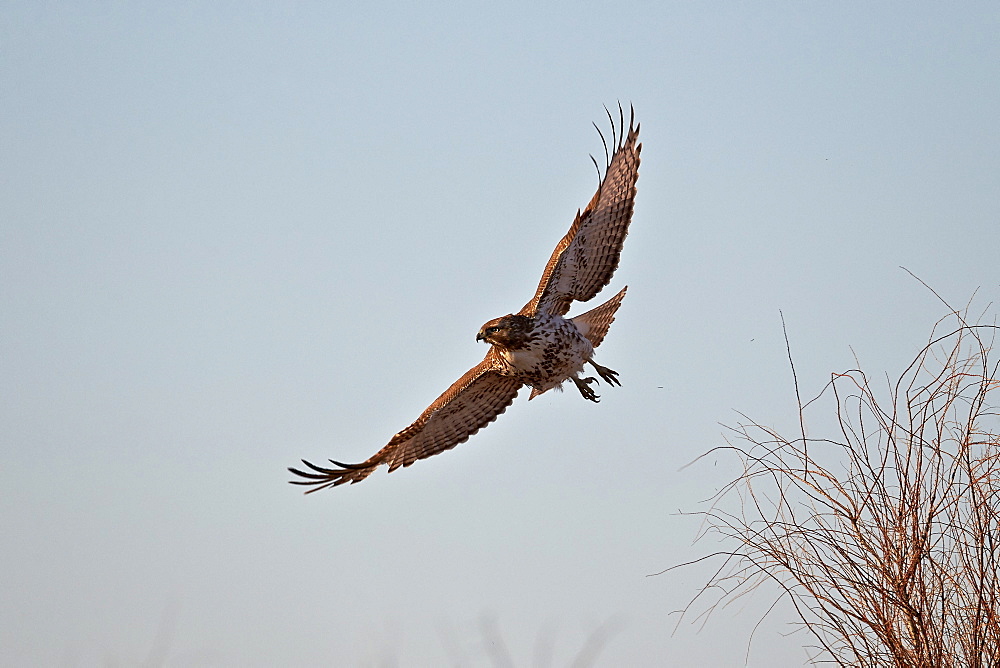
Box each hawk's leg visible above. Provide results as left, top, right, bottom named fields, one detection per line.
left=589, top=360, right=621, bottom=387
left=572, top=376, right=601, bottom=403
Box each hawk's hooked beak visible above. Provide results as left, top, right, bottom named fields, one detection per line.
left=476, top=331, right=487, bottom=343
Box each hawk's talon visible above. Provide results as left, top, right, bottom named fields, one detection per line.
left=572, top=376, right=601, bottom=403
left=589, top=360, right=621, bottom=387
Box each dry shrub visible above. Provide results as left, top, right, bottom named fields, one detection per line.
left=673, top=304, right=1000, bottom=667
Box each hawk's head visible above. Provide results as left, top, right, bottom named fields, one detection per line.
left=477, top=314, right=533, bottom=349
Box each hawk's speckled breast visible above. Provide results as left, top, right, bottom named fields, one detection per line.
left=499, top=314, right=594, bottom=393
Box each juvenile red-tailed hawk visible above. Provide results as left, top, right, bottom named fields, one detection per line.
left=290, top=107, right=641, bottom=491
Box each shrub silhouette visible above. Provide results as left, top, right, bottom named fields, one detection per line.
left=674, top=301, right=1000, bottom=667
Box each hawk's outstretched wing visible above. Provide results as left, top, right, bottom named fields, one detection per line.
left=289, top=349, right=522, bottom=492
left=520, top=106, right=641, bottom=318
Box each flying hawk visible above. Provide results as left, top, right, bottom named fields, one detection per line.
left=290, top=107, right=641, bottom=491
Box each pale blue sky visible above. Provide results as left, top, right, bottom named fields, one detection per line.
left=2, top=2, right=999, bottom=666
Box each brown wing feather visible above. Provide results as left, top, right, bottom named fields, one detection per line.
left=289, top=349, right=522, bottom=492
left=520, top=107, right=641, bottom=317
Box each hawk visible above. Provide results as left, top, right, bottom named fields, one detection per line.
left=290, top=107, right=641, bottom=491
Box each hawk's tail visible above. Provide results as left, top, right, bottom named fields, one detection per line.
left=571, top=286, right=627, bottom=348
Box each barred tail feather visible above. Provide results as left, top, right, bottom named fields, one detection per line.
left=571, top=286, right=627, bottom=348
